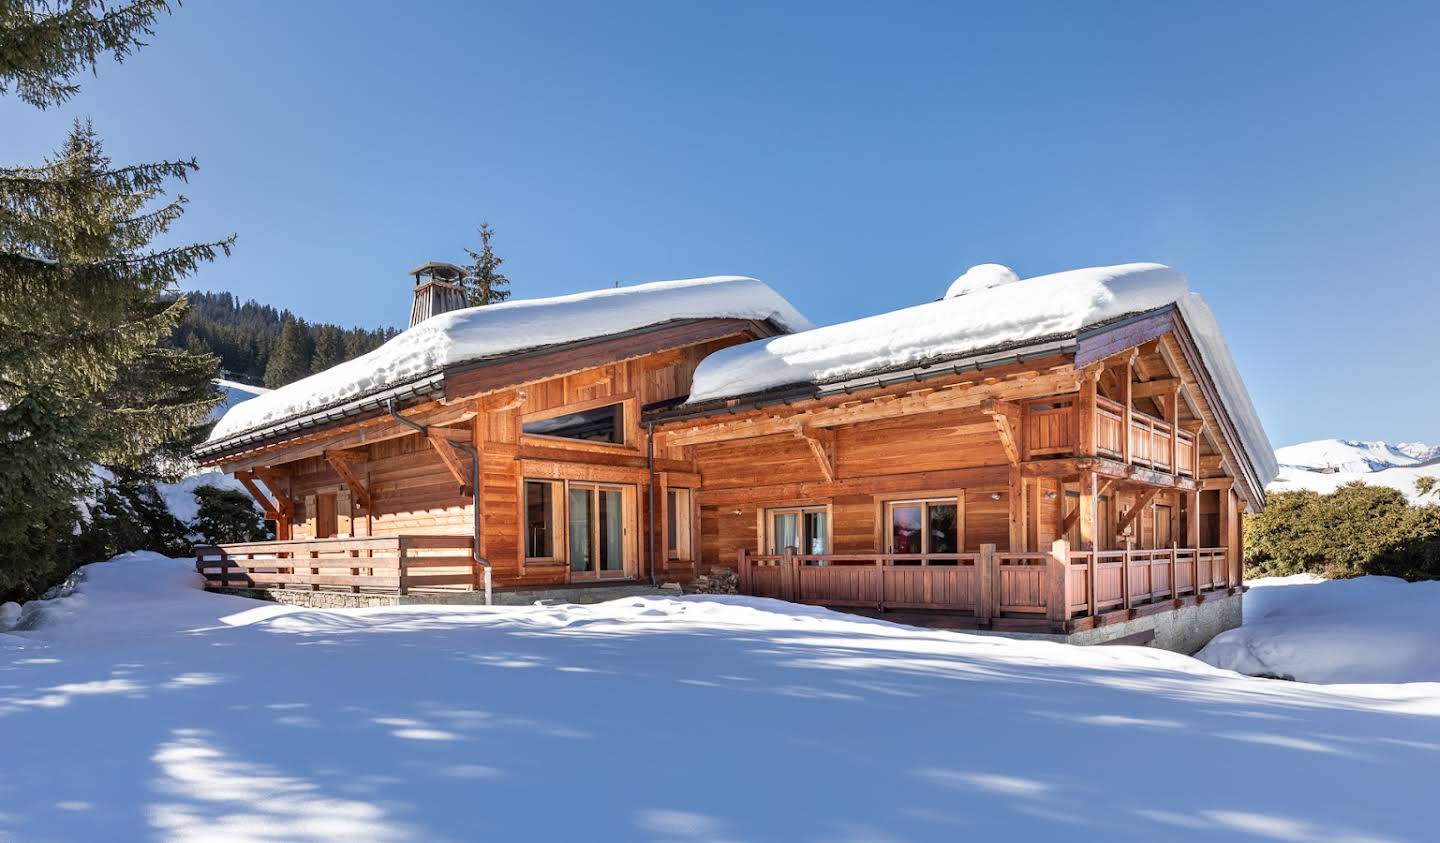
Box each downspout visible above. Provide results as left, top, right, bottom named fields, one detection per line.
left=646, top=419, right=658, bottom=587
left=387, top=399, right=492, bottom=605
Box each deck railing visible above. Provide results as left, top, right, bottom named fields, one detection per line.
left=195, top=535, right=478, bottom=595
left=737, top=542, right=1231, bottom=629
left=1026, top=396, right=1197, bottom=476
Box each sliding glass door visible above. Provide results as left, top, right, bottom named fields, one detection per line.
left=568, top=483, right=630, bottom=579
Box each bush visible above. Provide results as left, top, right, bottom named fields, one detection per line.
left=1246, top=483, right=1440, bottom=581
left=193, top=486, right=271, bottom=545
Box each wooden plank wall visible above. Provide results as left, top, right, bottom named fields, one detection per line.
left=693, top=406, right=1015, bottom=564
left=271, top=334, right=743, bottom=588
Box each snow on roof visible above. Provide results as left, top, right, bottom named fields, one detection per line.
left=686, top=262, right=1278, bottom=486
left=208, top=276, right=811, bottom=443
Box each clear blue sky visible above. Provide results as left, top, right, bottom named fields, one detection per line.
left=5, top=1, right=1438, bottom=448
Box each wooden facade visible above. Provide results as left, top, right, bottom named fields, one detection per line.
left=197, top=302, right=1261, bottom=636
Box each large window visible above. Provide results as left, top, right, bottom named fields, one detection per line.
left=522, top=403, right=623, bottom=444
left=667, top=488, right=692, bottom=561
left=524, top=480, right=561, bottom=560
left=767, top=506, right=828, bottom=555
left=885, top=499, right=958, bottom=560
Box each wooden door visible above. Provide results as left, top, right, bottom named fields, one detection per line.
left=316, top=493, right=338, bottom=539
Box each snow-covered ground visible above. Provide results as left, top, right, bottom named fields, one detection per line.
left=2, top=555, right=1437, bottom=842
left=1197, top=575, right=1440, bottom=684
left=1268, top=438, right=1440, bottom=503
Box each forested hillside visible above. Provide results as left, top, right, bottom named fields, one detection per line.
left=167, top=292, right=400, bottom=388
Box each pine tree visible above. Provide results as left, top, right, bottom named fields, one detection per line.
left=462, top=222, right=511, bottom=305
left=0, top=121, right=230, bottom=596
left=310, top=323, right=346, bottom=372
left=0, top=0, right=171, bottom=109
left=263, top=316, right=310, bottom=387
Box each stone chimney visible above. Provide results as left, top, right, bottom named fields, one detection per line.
left=408, top=261, right=470, bottom=328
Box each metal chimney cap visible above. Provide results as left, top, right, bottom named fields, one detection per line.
left=408, top=261, right=468, bottom=282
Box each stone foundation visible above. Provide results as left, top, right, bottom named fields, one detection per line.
left=1067, top=592, right=1243, bottom=653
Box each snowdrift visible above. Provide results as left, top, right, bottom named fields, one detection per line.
left=1197, top=574, right=1440, bottom=684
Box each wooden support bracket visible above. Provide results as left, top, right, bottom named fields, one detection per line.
left=324, top=450, right=371, bottom=509
left=427, top=430, right=475, bottom=497
left=981, top=399, right=1020, bottom=466
left=1061, top=477, right=1117, bottom=536
left=1115, top=487, right=1161, bottom=537
left=793, top=425, right=837, bottom=483
left=235, top=470, right=280, bottom=518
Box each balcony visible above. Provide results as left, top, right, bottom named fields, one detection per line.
left=1023, top=395, right=1198, bottom=476
left=736, top=543, right=1233, bottom=633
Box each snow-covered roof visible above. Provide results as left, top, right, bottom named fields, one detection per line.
left=685, top=263, right=1278, bottom=486
left=208, top=276, right=810, bottom=444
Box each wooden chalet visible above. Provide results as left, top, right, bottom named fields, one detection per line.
left=195, top=263, right=1273, bottom=651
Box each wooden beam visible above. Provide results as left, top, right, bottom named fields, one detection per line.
left=1115, top=487, right=1161, bottom=537
left=324, top=451, right=371, bottom=509
left=1060, top=477, right=1117, bottom=536
left=1008, top=466, right=1028, bottom=552
left=696, top=464, right=1011, bottom=508
left=981, top=399, right=1020, bottom=466
left=1131, top=378, right=1181, bottom=399
left=1076, top=370, right=1099, bottom=457
left=657, top=369, right=1082, bottom=449
left=209, top=399, right=479, bottom=472
left=235, top=470, right=279, bottom=518
left=426, top=431, right=474, bottom=497
left=793, top=425, right=837, bottom=482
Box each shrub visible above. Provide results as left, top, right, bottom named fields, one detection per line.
left=193, top=486, right=271, bottom=545
left=1246, top=483, right=1440, bottom=581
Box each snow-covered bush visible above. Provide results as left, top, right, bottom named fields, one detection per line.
left=1246, top=483, right=1440, bottom=581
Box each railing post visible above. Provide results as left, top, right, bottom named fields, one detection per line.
left=782, top=546, right=797, bottom=603
left=1046, top=539, right=1069, bottom=624
left=1170, top=542, right=1179, bottom=601
left=977, top=543, right=996, bottom=625
left=397, top=537, right=409, bottom=596
left=1086, top=548, right=1097, bottom=619
left=736, top=548, right=750, bottom=595
left=875, top=554, right=885, bottom=611
left=1120, top=546, right=1132, bottom=613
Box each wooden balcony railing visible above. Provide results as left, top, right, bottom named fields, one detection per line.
left=1026, top=395, right=1197, bottom=477
left=736, top=542, right=1232, bottom=631
left=196, top=535, right=477, bottom=595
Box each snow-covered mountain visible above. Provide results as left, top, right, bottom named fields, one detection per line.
left=1269, top=438, right=1440, bottom=502
left=208, top=377, right=270, bottom=422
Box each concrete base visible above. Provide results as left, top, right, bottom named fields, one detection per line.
left=838, top=592, right=1244, bottom=655
left=1064, top=592, right=1243, bottom=654
left=213, top=582, right=678, bottom=610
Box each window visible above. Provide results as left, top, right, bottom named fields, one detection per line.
left=522, top=403, right=623, bottom=444
left=767, top=506, right=828, bottom=555
left=885, top=499, right=958, bottom=561
left=524, top=480, right=561, bottom=560
left=667, top=488, right=692, bottom=561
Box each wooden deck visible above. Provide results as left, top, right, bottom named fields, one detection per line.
left=736, top=542, right=1233, bottom=634
left=196, top=535, right=478, bottom=595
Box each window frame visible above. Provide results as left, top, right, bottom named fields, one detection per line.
left=666, top=487, right=693, bottom=562
left=519, top=394, right=635, bottom=451
left=883, top=497, right=961, bottom=556
left=762, top=503, right=832, bottom=556
left=522, top=479, right=565, bottom=563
